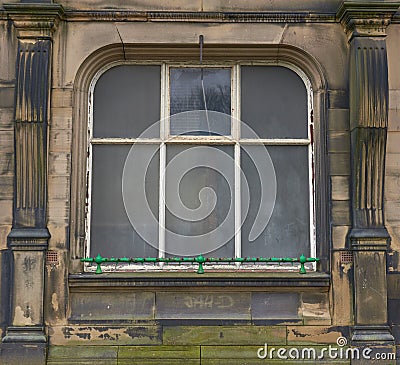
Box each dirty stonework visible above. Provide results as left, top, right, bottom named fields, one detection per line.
left=0, top=0, right=400, bottom=364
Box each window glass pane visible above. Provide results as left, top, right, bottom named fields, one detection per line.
left=93, top=65, right=161, bottom=138
left=170, top=68, right=231, bottom=135
left=91, top=145, right=159, bottom=258
left=241, top=66, right=308, bottom=139
left=165, top=145, right=234, bottom=257
left=241, top=145, right=310, bottom=257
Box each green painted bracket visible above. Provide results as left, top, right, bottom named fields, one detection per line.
left=81, top=254, right=319, bottom=275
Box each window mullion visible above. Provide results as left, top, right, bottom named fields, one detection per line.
left=159, top=63, right=168, bottom=260
left=233, top=64, right=241, bottom=260
left=234, top=143, right=241, bottom=260
left=159, top=142, right=166, bottom=259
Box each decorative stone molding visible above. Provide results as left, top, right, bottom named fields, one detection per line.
left=337, top=1, right=400, bottom=40
left=4, top=3, right=64, bottom=39
left=12, top=39, right=51, bottom=230
left=340, top=2, right=399, bottom=345
left=349, top=37, right=389, bottom=236
left=63, top=10, right=335, bottom=23
left=2, top=4, right=62, bottom=363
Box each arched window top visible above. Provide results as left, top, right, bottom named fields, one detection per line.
left=70, top=44, right=328, bottom=273
left=86, top=61, right=315, bottom=266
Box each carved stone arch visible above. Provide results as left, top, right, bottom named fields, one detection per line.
left=69, top=43, right=329, bottom=272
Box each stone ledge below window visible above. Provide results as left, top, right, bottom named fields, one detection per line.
left=69, top=272, right=330, bottom=289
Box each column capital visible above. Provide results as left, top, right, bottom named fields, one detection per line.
left=337, top=1, right=400, bottom=41
left=4, top=3, right=64, bottom=39
left=348, top=228, right=390, bottom=251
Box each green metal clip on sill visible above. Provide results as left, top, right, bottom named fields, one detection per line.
left=81, top=254, right=319, bottom=275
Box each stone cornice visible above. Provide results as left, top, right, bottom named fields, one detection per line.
left=0, top=8, right=337, bottom=23
left=63, top=10, right=336, bottom=23
left=337, top=1, right=400, bottom=40
left=3, top=3, right=64, bottom=39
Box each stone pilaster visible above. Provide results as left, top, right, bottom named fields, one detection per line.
left=338, top=0, right=400, bottom=345
left=1, top=3, right=63, bottom=365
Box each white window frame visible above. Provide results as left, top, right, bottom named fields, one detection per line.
left=85, top=60, right=315, bottom=272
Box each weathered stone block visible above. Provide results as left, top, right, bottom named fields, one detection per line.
left=332, top=225, right=350, bottom=250
left=48, top=176, right=70, bottom=200
left=0, top=200, right=13, bottom=225
left=386, top=152, right=400, bottom=173
left=331, top=176, right=350, bottom=201
left=331, top=201, right=351, bottom=225
left=1, top=343, right=47, bottom=365
left=0, top=108, right=14, bottom=130
left=389, top=89, right=400, bottom=110
left=329, top=153, right=350, bottom=175
left=328, top=94, right=349, bottom=110
left=48, top=200, right=70, bottom=224
left=0, top=152, right=13, bottom=176
left=387, top=132, right=400, bottom=153
left=385, top=201, right=400, bottom=223
left=0, top=87, right=14, bottom=108
left=198, top=345, right=260, bottom=359
left=47, top=224, right=69, bottom=249
left=118, top=345, right=200, bottom=359
left=251, top=293, right=300, bottom=320
left=331, top=251, right=352, bottom=326
left=388, top=109, right=400, bottom=132
left=301, top=292, right=331, bottom=325
left=52, top=89, right=73, bottom=108
left=354, top=252, right=388, bottom=325
left=0, top=176, right=13, bottom=199
left=49, top=130, right=72, bottom=153
left=0, top=130, right=13, bottom=153
left=385, top=175, right=400, bottom=202
left=328, top=131, right=350, bottom=153
left=387, top=274, right=400, bottom=300
left=156, top=292, right=250, bottom=320
left=0, top=225, right=11, bottom=249
left=51, top=107, right=73, bottom=130
left=70, top=291, right=155, bottom=321
left=47, top=345, right=118, bottom=364
left=163, top=325, right=286, bottom=345
left=12, top=250, right=45, bottom=326
left=48, top=153, right=71, bottom=176
left=117, top=361, right=200, bottom=365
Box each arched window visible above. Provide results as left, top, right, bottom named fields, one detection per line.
left=86, top=61, right=315, bottom=269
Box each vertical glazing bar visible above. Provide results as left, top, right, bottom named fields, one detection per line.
left=233, top=64, right=241, bottom=262
left=159, top=63, right=167, bottom=260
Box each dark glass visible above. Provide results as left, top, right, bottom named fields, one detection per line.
left=241, top=145, right=310, bottom=257
left=241, top=66, right=308, bottom=139
left=170, top=68, right=231, bottom=135
left=94, top=65, right=161, bottom=138
left=165, top=145, right=234, bottom=257
left=90, top=145, right=159, bottom=257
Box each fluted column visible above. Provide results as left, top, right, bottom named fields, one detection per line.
left=338, top=0, right=400, bottom=345
left=2, top=3, right=63, bottom=365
